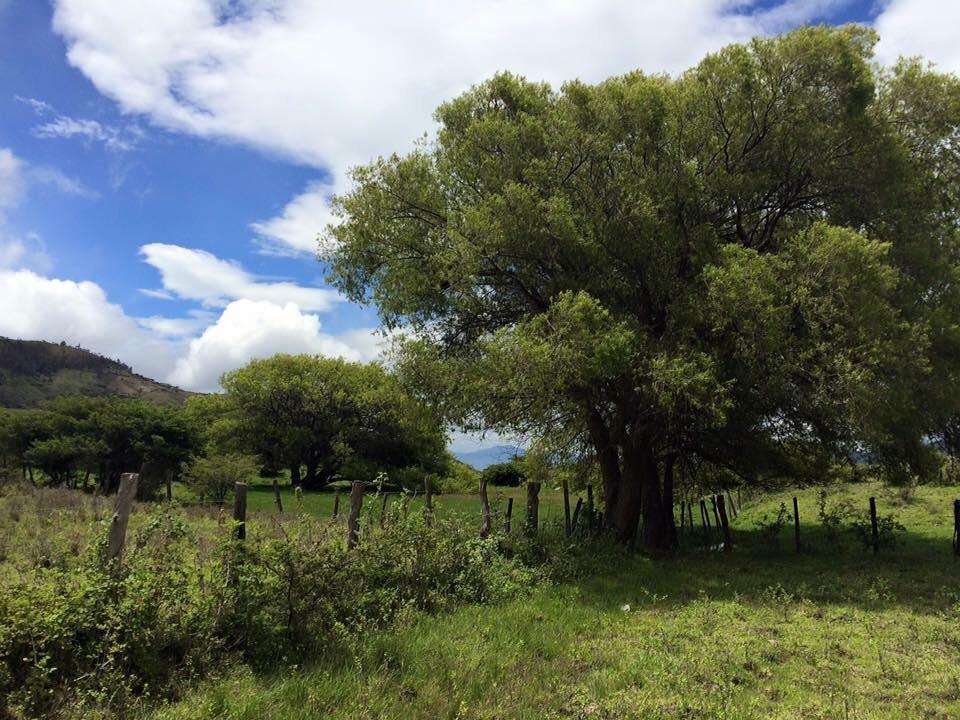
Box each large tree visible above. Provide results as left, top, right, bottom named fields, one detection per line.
left=218, top=355, right=447, bottom=489
left=325, top=27, right=960, bottom=551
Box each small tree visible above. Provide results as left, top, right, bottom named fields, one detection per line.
left=482, top=460, right=526, bottom=487
left=184, top=453, right=258, bottom=504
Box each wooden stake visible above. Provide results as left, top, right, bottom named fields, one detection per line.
left=526, top=481, right=541, bottom=536
left=726, top=491, right=737, bottom=519
left=717, top=494, right=732, bottom=552
left=869, top=496, right=879, bottom=554
left=571, top=497, right=583, bottom=532
left=107, top=472, right=138, bottom=562
left=379, top=493, right=389, bottom=529
left=562, top=477, right=572, bottom=537
left=424, top=477, right=433, bottom=526
left=479, top=477, right=491, bottom=538
left=953, top=499, right=959, bottom=556
left=700, top=499, right=711, bottom=529
left=711, top=495, right=721, bottom=528
left=332, top=489, right=340, bottom=518
left=347, top=480, right=365, bottom=549
left=687, top=501, right=694, bottom=530
left=273, top=477, right=283, bottom=513
left=586, top=484, right=595, bottom=530
left=232, top=482, right=247, bottom=541
left=505, top=496, right=513, bottom=532
left=793, top=496, right=801, bottom=553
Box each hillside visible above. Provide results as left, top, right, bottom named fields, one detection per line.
left=453, top=444, right=523, bottom=470
left=0, top=337, right=192, bottom=408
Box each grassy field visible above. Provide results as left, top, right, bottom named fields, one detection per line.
left=146, top=481, right=960, bottom=720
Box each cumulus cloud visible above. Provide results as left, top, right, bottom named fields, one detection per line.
left=0, top=268, right=177, bottom=380
left=167, top=298, right=382, bottom=392
left=139, top=243, right=343, bottom=311
left=51, top=0, right=853, bottom=255
left=875, top=0, right=960, bottom=74
left=251, top=179, right=337, bottom=256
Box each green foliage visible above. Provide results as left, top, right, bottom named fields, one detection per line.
left=0, top=499, right=544, bottom=718
left=183, top=453, right=258, bottom=503
left=481, top=460, right=526, bottom=487
left=218, top=355, right=447, bottom=490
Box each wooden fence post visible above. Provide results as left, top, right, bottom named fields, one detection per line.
left=700, top=499, right=710, bottom=530
left=332, top=489, right=340, bottom=519
left=953, top=499, right=960, bottom=556
left=505, top=496, right=514, bottom=533
left=687, top=501, right=693, bottom=530
left=165, top=470, right=173, bottom=502
left=232, top=482, right=247, bottom=540
left=717, top=494, right=732, bottom=552
left=479, top=477, right=492, bottom=538
left=586, top=484, right=595, bottom=530
left=869, top=496, right=879, bottom=554
left=711, top=495, right=721, bottom=528
left=726, top=491, right=737, bottom=519
left=679, top=500, right=686, bottom=537
left=424, top=477, right=433, bottom=526
left=379, top=493, right=389, bottom=529
left=273, top=477, right=283, bottom=513
left=347, top=480, right=365, bottom=549
left=562, top=477, right=572, bottom=537
left=571, top=497, right=583, bottom=532
left=107, top=472, right=138, bottom=562
left=793, top=496, right=801, bottom=553
left=526, top=481, right=541, bottom=535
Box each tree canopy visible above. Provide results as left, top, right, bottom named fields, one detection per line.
left=214, top=355, right=448, bottom=490
left=325, top=26, right=960, bottom=551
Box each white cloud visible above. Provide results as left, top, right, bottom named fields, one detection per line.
left=28, top=166, right=99, bottom=199
left=875, top=0, right=960, bottom=74
left=0, top=148, right=26, bottom=210
left=32, top=115, right=141, bottom=152
left=0, top=233, right=52, bottom=273
left=51, top=0, right=852, bottom=254
left=168, top=298, right=382, bottom=391
left=0, top=268, right=383, bottom=392
left=0, top=269, right=177, bottom=380
left=140, top=242, right=343, bottom=311
left=251, top=179, right=336, bottom=256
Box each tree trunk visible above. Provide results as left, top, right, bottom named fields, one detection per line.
left=290, top=463, right=302, bottom=487
left=587, top=411, right=621, bottom=531
left=304, top=459, right=318, bottom=489
left=614, top=444, right=644, bottom=545
left=662, top=455, right=678, bottom=549
left=621, top=442, right=671, bottom=553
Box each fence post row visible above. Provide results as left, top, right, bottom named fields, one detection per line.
left=232, top=481, right=247, bottom=541
left=526, top=481, right=541, bottom=536
left=479, top=476, right=491, bottom=539
left=107, top=472, right=138, bottom=563
left=347, top=480, right=365, bottom=549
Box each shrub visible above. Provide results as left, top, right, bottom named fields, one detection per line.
left=184, top=453, right=258, bottom=504
left=0, top=500, right=544, bottom=718
left=482, top=460, right=526, bottom=487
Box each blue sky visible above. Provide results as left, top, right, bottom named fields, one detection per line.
left=0, top=0, right=954, bottom=451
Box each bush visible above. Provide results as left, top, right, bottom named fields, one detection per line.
left=0, top=501, right=544, bottom=718
left=482, top=460, right=526, bottom=487
left=184, top=453, right=258, bottom=504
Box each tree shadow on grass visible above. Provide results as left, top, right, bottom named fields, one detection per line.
left=565, top=522, right=960, bottom=617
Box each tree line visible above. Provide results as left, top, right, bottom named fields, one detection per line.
left=0, top=355, right=450, bottom=497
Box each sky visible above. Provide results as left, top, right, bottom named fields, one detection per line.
left=0, top=0, right=957, bottom=453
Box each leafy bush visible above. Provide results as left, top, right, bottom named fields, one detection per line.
left=0, top=501, right=545, bottom=718
left=184, top=453, right=258, bottom=503
left=482, top=460, right=526, bottom=487
left=752, top=502, right=790, bottom=547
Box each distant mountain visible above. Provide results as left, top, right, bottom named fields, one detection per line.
left=0, top=337, right=192, bottom=408
left=453, top=445, right=523, bottom=470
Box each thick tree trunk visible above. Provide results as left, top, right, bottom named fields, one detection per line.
left=587, top=411, right=621, bottom=531
left=614, top=443, right=644, bottom=545
left=303, top=458, right=319, bottom=490
left=290, top=463, right=302, bottom=487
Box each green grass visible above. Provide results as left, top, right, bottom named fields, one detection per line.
left=146, top=481, right=960, bottom=720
